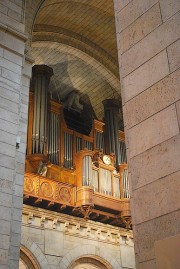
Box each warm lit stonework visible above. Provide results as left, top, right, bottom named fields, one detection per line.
left=0, top=0, right=179, bottom=269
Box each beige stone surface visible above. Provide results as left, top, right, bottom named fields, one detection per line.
left=167, top=39, right=180, bottom=72
left=160, top=0, right=180, bottom=22
left=132, top=170, right=180, bottom=224
left=133, top=210, right=180, bottom=262
left=45, top=230, right=64, bottom=256
left=120, top=245, right=135, bottom=268
left=120, top=4, right=162, bottom=53
left=128, top=105, right=179, bottom=158
left=130, top=134, right=180, bottom=190
left=155, top=234, right=180, bottom=269
left=124, top=68, right=180, bottom=128
left=121, top=11, right=180, bottom=77
left=117, top=0, right=159, bottom=32
left=123, top=50, right=169, bottom=102
left=114, top=0, right=132, bottom=13
left=138, top=259, right=156, bottom=269
left=176, top=99, right=180, bottom=127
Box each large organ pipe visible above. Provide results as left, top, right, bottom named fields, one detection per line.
left=103, top=99, right=121, bottom=167
left=31, top=65, right=53, bottom=155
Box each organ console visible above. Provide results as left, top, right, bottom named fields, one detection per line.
left=24, top=65, right=131, bottom=228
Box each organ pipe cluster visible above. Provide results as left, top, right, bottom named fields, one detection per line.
left=31, top=65, right=53, bottom=155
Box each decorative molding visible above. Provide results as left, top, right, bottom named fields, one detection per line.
left=22, top=204, right=133, bottom=245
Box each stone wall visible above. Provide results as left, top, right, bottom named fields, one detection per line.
left=0, top=1, right=32, bottom=268
left=114, top=1, right=180, bottom=268
left=21, top=205, right=135, bottom=269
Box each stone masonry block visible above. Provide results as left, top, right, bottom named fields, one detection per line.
left=0, top=118, right=17, bottom=135
left=0, top=107, right=19, bottom=124
left=0, top=96, right=19, bottom=114
left=45, top=230, right=64, bottom=256
left=0, top=141, right=16, bottom=158
left=0, top=87, right=19, bottom=103
left=120, top=4, right=162, bottom=53
left=0, top=130, right=16, bottom=146
left=138, top=259, right=156, bottom=269
left=120, top=11, right=180, bottom=77
left=0, top=179, right=13, bottom=195
left=1, top=58, right=22, bottom=74
left=128, top=104, right=179, bottom=158
left=133, top=210, right=180, bottom=262
left=155, top=234, right=180, bottom=269
left=176, top=99, right=180, bottom=128
left=117, top=0, right=159, bottom=32
left=0, top=30, right=25, bottom=55
left=131, top=171, right=180, bottom=224
left=4, top=49, right=23, bottom=66
left=160, top=0, right=180, bottom=22
left=0, top=12, right=24, bottom=32
left=124, top=68, right=180, bottom=128
left=114, top=0, right=132, bottom=13
left=123, top=50, right=169, bottom=103
left=0, top=249, right=8, bottom=265
left=2, top=68, right=21, bottom=84
left=0, top=220, right=11, bottom=235
left=0, top=234, right=10, bottom=250
left=0, top=166, right=14, bottom=181
left=130, top=134, right=180, bottom=190
left=167, top=38, right=180, bottom=72
left=0, top=206, right=11, bottom=221
left=0, top=154, right=15, bottom=170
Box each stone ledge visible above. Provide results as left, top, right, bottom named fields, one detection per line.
left=0, top=22, right=27, bottom=41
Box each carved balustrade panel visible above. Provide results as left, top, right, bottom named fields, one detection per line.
left=24, top=173, right=75, bottom=206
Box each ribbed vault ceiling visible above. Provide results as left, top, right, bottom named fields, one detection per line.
left=32, top=0, right=121, bottom=121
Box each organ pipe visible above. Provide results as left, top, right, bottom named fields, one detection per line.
left=48, top=112, right=60, bottom=165
left=31, top=65, right=53, bottom=155
left=103, top=99, right=121, bottom=167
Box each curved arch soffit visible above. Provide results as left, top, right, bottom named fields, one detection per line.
left=20, top=245, right=41, bottom=269
left=33, top=26, right=118, bottom=76
left=58, top=244, right=122, bottom=269
left=21, top=235, right=49, bottom=268
left=26, top=0, right=115, bottom=40
left=32, top=41, right=121, bottom=95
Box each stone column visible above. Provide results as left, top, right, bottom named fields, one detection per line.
left=0, top=1, right=31, bottom=268
left=114, top=1, right=180, bottom=269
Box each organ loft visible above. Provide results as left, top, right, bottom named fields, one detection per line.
left=24, top=64, right=131, bottom=228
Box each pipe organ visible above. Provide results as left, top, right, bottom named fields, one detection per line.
left=24, top=65, right=131, bottom=228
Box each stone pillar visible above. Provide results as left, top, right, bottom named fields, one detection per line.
left=0, top=1, right=31, bottom=268
left=114, top=1, right=180, bottom=269
left=103, top=99, right=121, bottom=166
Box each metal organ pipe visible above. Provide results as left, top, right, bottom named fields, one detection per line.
left=31, top=65, right=53, bottom=155
left=103, top=99, right=121, bottom=167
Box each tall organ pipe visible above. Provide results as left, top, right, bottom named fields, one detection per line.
left=31, top=65, right=53, bottom=155
left=103, top=99, right=121, bottom=167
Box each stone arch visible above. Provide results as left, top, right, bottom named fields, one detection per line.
left=21, top=235, right=49, bottom=269
left=20, top=245, right=41, bottom=269
left=32, top=40, right=120, bottom=94
left=58, top=244, right=122, bottom=269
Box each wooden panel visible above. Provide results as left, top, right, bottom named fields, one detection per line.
left=93, top=192, right=124, bottom=211
left=24, top=173, right=75, bottom=206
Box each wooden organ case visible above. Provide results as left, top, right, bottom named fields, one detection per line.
left=24, top=65, right=131, bottom=228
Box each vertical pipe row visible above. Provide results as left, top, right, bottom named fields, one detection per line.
left=31, top=65, right=53, bottom=155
